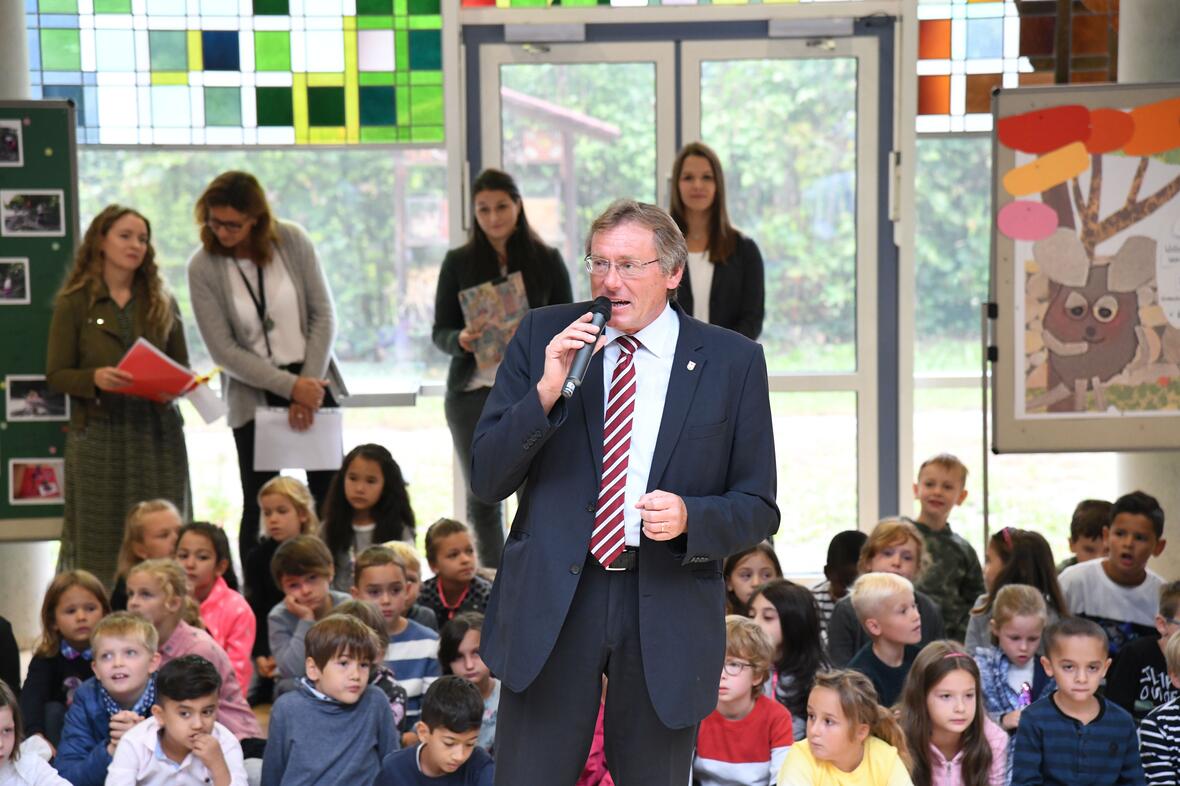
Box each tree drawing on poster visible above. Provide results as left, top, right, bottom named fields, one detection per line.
left=997, top=98, right=1180, bottom=417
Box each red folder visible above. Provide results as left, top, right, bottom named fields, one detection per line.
left=112, top=338, right=197, bottom=403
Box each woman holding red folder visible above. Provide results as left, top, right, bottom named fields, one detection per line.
left=46, top=205, right=192, bottom=584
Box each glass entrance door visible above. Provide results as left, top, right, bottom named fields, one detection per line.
left=682, top=37, right=881, bottom=571
left=480, top=42, right=675, bottom=299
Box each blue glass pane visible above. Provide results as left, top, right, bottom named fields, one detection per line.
left=202, top=30, right=241, bottom=70
left=965, top=17, right=1003, bottom=59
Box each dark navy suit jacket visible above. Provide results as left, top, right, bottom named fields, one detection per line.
left=470, top=301, right=779, bottom=730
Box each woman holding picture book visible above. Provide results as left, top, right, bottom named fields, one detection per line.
left=46, top=204, right=192, bottom=584
left=433, top=168, right=572, bottom=569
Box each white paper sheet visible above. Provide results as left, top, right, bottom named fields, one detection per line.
left=252, top=406, right=344, bottom=471
left=184, top=383, right=227, bottom=424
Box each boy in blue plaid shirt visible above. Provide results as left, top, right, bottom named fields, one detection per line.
left=1011, top=617, right=1143, bottom=786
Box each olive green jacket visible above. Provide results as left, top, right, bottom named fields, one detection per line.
left=45, top=282, right=188, bottom=428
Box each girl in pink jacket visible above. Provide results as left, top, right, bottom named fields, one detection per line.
left=900, top=642, right=1009, bottom=786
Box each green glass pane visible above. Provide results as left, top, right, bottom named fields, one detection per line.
left=407, top=16, right=440, bottom=30
left=408, top=70, right=440, bottom=85
left=358, top=86, right=396, bottom=125
left=39, top=0, right=77, bottom=12
left=394, top=0, right=407, bottom=14
left=407, top=30, right=440, bottom=70
left=307, top=86, right=345, bottom=126
left=253, top=0, right=288, bottom=14
left=408, top=84, right=441, bottom=125
left=40, top=29, right=81, bottom=71
left=407, top=0, right=438, bottom=13
left=395, top=30, right=409, bottom=70
left=359, top=72, right=395, bottom=86
left=149, top=31, right=187, bottom=71
left=395, top=87, right=409, bottom=124
left=411, top=125, right=442, bottom=142
left=360, top=126, right=397, bottom=142
left=204, top=87, right=241, bottom=126
left=358, top=15, right=394, bottom=28
left=253, top=31, right=290, bottom=71
left=256, top=87, right=294, bottom=126
left=357, top=0, right=393, bottom=12
left=93, top=0, right=132, bottom=11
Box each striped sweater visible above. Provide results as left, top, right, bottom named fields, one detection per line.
left=1011, top=693, right=1143, bottom=786
left=385, top=618, right=441, bottom=722
left=692, top=695, right=794, bottom=786
left=1139, top=696, right=1180, bottom=786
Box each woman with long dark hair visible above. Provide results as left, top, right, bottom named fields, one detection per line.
left=433, top=169, right=572, bottom=568
left=47, top=205, right=191, bottom=582
left=187, top=171, right=345, bottom=570
left=670, top=142, right=764, bottom=340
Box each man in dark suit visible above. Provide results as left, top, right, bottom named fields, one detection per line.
left=471, top=200, right=779, bottom=786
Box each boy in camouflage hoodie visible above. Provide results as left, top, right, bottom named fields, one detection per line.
left=909, top=453, right=984, bottom=641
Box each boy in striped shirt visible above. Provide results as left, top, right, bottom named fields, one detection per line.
left=1012, top=617, right=1144, bottom=786
left=350, top=545, right=441, bottom=747
left=692, top=615, right=793, bottom=786
left=1139, top=633, right=1180, bottom=785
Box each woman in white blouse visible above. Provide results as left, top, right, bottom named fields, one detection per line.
left=670, top=142, right=765, bottom=340
left=187, top=171, right=345, bottom=570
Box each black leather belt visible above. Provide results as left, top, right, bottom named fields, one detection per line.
left=603, top=546, right=638, bottom=572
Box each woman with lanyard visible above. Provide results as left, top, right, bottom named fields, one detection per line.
left=187, top=171, right=345, bottom=570
left=433, top=169, right=572, bottom=569
left=670, top=142, right=765, bottom=340
left=47, top=205, right=191, bottom=582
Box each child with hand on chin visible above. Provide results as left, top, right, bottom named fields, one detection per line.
left=106, top=656, right=247, bottom=786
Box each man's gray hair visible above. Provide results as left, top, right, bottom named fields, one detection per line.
left=585, top=199, right=687, bottom=277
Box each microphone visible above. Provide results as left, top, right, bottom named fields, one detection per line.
left=561, top=296, right=612, bottom=399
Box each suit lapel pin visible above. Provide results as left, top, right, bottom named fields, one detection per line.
left=687, top=361, right=696, bottom=371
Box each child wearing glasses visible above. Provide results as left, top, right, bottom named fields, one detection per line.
left=691, top=615, right=793, bottom=786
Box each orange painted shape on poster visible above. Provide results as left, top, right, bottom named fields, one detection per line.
left=1002, top=142, right=1090, bottom=197
left=997, top=105, right=1090, bottom=153
left=1124, top=97, right=1180, bottom=156
left=1085, top=108, right=1134, bottom=153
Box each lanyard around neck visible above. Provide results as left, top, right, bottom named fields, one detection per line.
left=234, top=260, right=273, bottom=358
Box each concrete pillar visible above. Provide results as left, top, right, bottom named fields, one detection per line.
left=0, top=2, right=59, bottom=650
left=1117, top=0, right=1180, bottom=582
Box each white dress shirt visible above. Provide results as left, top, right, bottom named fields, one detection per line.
left=601, top=303, right=680, bottom=547
left=104, top=717, right=248, bottom=786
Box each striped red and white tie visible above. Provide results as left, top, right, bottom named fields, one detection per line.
left=591, top=335, right=640, bottom=567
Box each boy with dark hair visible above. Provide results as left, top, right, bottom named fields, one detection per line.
left=261, top=614, right=398, bottom=786
left=1059, top=490, right=1168, bottom=658
left=268, top=535, right=351, bottom=695
left=811, top=530, right=867, bottom=643
left=910, top=453, right=985, bottom=642
left=378, top=676, right=494, bottom=785
left=1056, top=499, right=1112, bottom=574
left=1011, top=617, right=1144, bottom=786
left=1106, top=580, right=1180, bottom=722
left=106, top=655, right=247, bottom=785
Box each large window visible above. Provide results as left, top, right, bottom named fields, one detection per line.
left=77, top=148, right=455, bottom=536
left=912, top=135, right=1118, bottom=556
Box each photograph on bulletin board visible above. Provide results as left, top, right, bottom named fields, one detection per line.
left=0, top=119, right=21, bottom=167
left=0, top=258, right=29, bottom=305
left=996, top=97, right=1180, bottom=420
left=8, top=459, right=66, bottom=506
left=1, top=189, right=66, bottom=237
left=5, top=374, right=70, bottom=422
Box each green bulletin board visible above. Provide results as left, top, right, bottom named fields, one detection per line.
left=0, top=100, right=79, bottom=539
